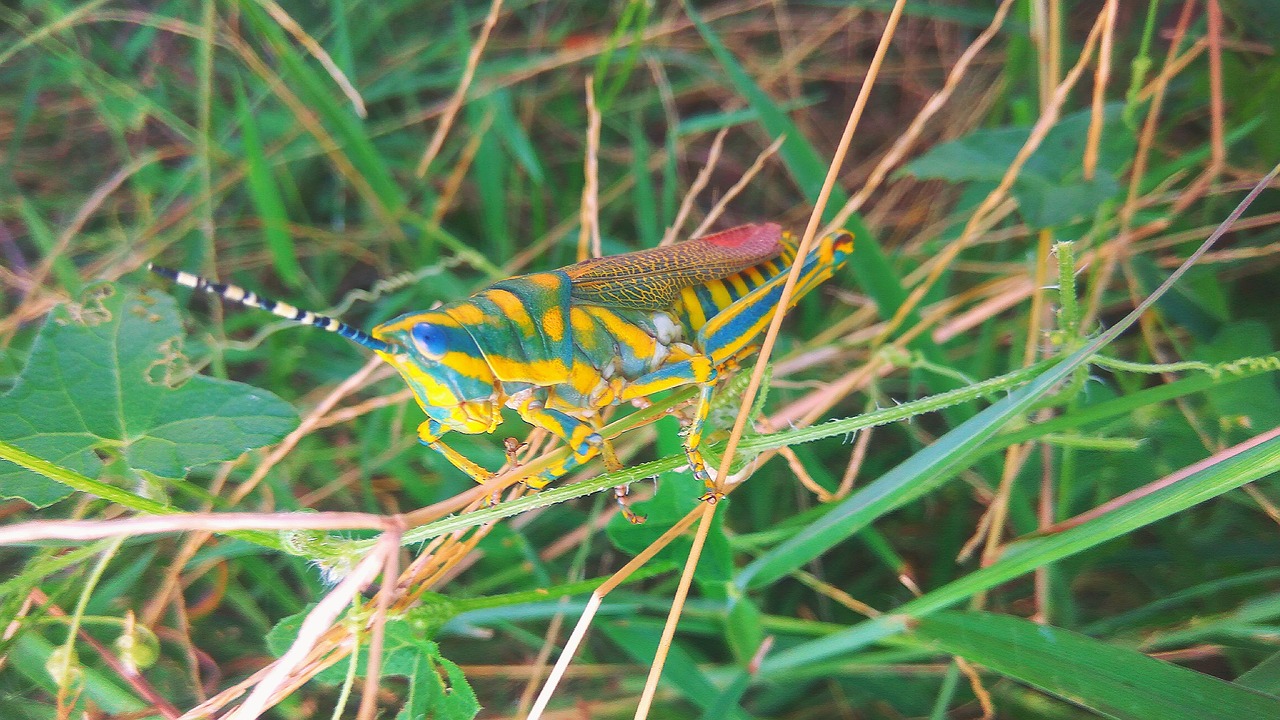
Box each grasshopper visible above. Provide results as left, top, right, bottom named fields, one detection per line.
left=151, top=223, right=852, bottom=519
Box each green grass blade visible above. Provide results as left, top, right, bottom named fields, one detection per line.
left=234, top=79, right=303, bottom=288
left=236, top=0, right=405, bottom=216
left=761, top=429, right=1280, bottom=673
left=914, top=611, right=1280, bottom=719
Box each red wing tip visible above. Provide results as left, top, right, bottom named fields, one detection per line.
left=697, top=222, right=783, bottom=250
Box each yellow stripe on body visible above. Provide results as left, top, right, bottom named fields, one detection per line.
left=581, top=306, right=656, bottom=361
left=482, top=289, right=537, bottom=335
left=705, top=278, right=735, bottom=310
left=677, top=286, right=707, bottom=329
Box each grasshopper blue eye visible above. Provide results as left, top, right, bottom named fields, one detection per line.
left=411, top=323, right=447, bottom=358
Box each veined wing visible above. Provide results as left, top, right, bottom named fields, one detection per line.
left=563, top=223, right=783, bottom=310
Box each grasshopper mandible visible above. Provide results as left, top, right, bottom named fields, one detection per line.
left=151, top=223, right=852, bottom=520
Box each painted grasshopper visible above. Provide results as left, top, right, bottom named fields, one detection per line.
left=151, top=223, right=852, bottom=518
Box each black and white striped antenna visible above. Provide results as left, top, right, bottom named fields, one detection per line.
left=149, top=264, right=398, bottom=354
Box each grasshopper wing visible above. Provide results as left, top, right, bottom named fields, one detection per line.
left=563, top=223, right=783, bottom=310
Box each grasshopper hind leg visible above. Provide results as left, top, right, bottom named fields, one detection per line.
left=513, top=397, right=646, bottom=524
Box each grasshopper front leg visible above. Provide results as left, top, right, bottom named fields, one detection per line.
left=417, top=420, right=493, bottom=482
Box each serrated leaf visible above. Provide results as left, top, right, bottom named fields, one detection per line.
left=396, top=646, right=480, bottom=720
left=0, top=284, right=299, bottom=507
left=268, top=606, right=479, bottom=718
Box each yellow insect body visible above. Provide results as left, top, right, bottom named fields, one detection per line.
left=152, top=224, right=852, bottom=519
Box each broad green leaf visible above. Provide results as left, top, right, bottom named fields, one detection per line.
left=268, top=611, right=436, bottom=681
left=903, top=105, right=1135, bottom=228
left=913, top=611, right=1280, bottom=719
left=0, top=284, right=299, bottom=507
left=1237, top=651, right=1280, bottom=695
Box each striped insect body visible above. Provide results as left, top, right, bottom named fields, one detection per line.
left=152, top=223, right=853, bottom=521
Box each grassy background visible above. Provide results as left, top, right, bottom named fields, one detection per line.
left=3, top=1, right=1280, bottom=718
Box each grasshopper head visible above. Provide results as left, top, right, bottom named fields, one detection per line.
left=372, top=310, right=500, bottom=434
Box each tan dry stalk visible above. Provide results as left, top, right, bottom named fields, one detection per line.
left=632, top=503, right=716, bottom=719
left=692, top=133, right=787, bottom=238
left=415, top=0, right=503, bottom=177
left=634, top=1, right=909, bottom=716
left=873, top=7, right=1109, bottom=347
left=257, top=0, right=366, bottom=117
left=0, top=511, right=395, bottom=544
left=223, top=32, right=401, bottom=233
left=1084, top=0, right=1199, bottom=326
left=525, top=505, right=708, bottom=719
left=1083, top=0, right=1118, bottom=180
left=432, top=110, right=497, bottom=225
left=821, top=0, right=1016, bottom=237
left=3, top=152, right=164, bottom=341
left=661, top=128, right=729, bottom=245
left=578, top=77, right=604, bottom=261
left=227, top=526, right=402, bottom=719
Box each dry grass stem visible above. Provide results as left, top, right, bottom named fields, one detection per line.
left=793, top=570, right=880, bottom=618
left=415, top=0, right=503, bottom=177
left=258, top=0, right=366, bottom=117
left=236, top=356, right=384, bottom=504
left=633, top=502, right=716, bottom=719
left=525, top=594, right=602, bottom=720
left=692, top=133, right=786, bottom=238
left=227, top=527, right=401, bottom=719
left=515, top=604, right=569, bottom=717
left=875, top=7, right=1108, bottom=345
left=836, top=424, right=873, bottom=499
left=956, top=656, right=995, bottom=719
left=822, top=0, right=1015, bottom=237
left=661, top=128, right=728, bottom=246
left=1206, top=0, right=1226, bottom=174
left=579, top=77, right=604, bottom=261
left=527, top=505, right=706, bottom=719
left=4, top=152, right=163, bottom=341
left=1085, top=0, right=1198, bottom=325
left=432, top=109, right=496, bottom=225
left=1083, top=0, right=1118, bottom=180
left=356, top=546, right=401, bottom=720
left=713, top=0, right=906, bottom=491
left=224, top=33, right=400, bottom=230
left=0, top=511, right=395, bottom=544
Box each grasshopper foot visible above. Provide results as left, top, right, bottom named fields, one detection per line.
left=614, top=483, right=647, bottom=524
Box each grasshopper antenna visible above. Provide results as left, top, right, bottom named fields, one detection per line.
left=149, top=264, right=399, bottom=354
